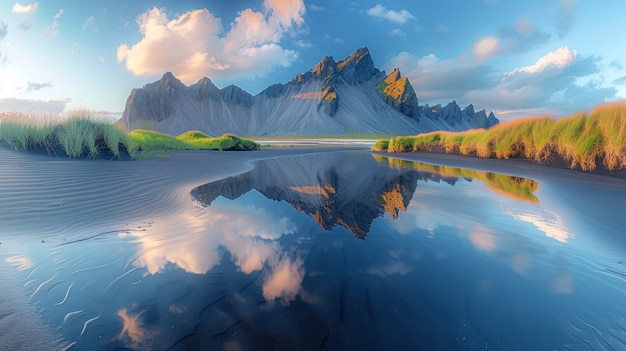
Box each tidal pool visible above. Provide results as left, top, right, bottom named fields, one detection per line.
left=2, top=150, right=626, bottom=350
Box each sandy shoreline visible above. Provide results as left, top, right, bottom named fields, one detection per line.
left=0, top=144, right=369, bottom=350
left=1, top=144, right=625, bottom=350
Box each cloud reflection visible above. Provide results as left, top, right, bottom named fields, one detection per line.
left=4, top=255, right=33, bottom=270
left=127, top=194, right=305, bottom=303
left=469, top=225, right=498, bottom=252
left=510, top=211, right=572, bottom=243
left=117, top=308, right=157, bottom=349
left=262, top=257, right=305, bottom=303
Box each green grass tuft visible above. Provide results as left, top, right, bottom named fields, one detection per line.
left=1, top=112, right=259, bottom=160
left=0, top=111, right=129, bottom=159
left=373, top=101, right=626, bottom=171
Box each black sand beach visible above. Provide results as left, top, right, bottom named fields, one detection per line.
left=2, top=144, right=626, bottom=350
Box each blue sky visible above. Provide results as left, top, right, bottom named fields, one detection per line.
left=0, top=0, right=625, bottom=120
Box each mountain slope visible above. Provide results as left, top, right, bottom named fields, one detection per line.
left=118, top=48, right=498, bottom=136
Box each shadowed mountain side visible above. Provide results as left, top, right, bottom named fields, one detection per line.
left=118, top=48, right=498, bottom=136
left=191, top=152, right=419, bottom=239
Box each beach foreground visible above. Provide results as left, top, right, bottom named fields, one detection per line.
left=0, top=144, right=363, bottom=349
left=1, top=144, right=625, bottom=350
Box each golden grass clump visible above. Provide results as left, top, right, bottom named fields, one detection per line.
left=373, top=101, right=626, bottom=172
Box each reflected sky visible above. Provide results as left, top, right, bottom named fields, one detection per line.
left=2, top=151, right=626, bottom=350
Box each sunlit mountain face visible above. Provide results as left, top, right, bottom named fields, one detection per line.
left=3, top=150, right=626, bottom=350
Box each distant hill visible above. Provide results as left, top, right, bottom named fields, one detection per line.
left=117, top=47, right=498, bottom=136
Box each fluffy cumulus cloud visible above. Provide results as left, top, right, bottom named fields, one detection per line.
left=472, top=36, right=500, bottom=61
left=386, top=52, right=493, bottom=101
left=389, top=28, right=407, bottom=38
left=12, top=2, right=38, bottom=14
left=466, top=47, right=616, bottom=117
left=508, top=46, right=576, bottom=74
left=366, top=4, right=416, bottom=24
left=387, top=46, right=616, bottom=118
left=117, top=0, right=305, bottom=83
left=471, top=18, right=549, bottom=62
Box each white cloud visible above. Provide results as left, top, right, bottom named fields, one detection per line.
left=472, top=36, right=500, bottom=60
left=43, top=9, right=64, bottom=38
left=389, top=29, right=407, bottom=38
left=264, top=0, right=306, bottom=28
left=466, top=47, right=615, bottom=117
left=53, top=8, right=63, bottom=20
left=386, top=52, right=493, bottom=101
left=308, top=4, right=326, bottom=12
left=509, top=46, right=576, bottom=74
left=295, top=39, right=312, bottom=48
left=437, top=24, right=450, bottom=33
left=12, top=2, right=38, bottom=14
left=117, top=2, right=304, bottom=83
left=367, top=4, right=416, bottom=24
left=82, top=16, right=97, bottom=32
left=386, top=46, right=615, bottom=118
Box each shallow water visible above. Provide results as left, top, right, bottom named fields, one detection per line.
left=1, top=150, right=626, bottom=350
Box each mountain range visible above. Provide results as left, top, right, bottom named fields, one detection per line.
left=117, top=47, right=498, bottom=136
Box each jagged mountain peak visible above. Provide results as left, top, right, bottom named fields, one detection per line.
left=337, top=47, right=378, bottom=84
left=384, top=67, right=402, bottom=83
left=189, top=77, right=220, bottom=100
left=156, top=71, right=185, bottom=88
left=462, top=104, right=475, bottom=116
left=337, top=47, right=372, bottom=71
left=142, top=71, right=187, bottom=100
left=378, top=67, right=418, bottom=119
left=312, top=56, right=338, bottom=77
left=220, top=84, right=253, bottom=107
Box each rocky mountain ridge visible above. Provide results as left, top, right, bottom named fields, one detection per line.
left=118, top=47, right=498, bottom=136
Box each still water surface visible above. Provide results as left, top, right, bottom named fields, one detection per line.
left=3, top=150, right=626, bottom=350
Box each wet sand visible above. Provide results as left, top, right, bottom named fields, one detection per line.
left=2, top=144, right=626, bottom=349
left=0, top=145, right=363, bottom=350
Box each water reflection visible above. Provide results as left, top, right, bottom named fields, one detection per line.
left=192, top=152, right=541, bottom=239
left=3, top=151, right=626, bottom=350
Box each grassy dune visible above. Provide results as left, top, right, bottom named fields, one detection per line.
left=0, top=112, right=259, bottom=159
left=130, top=130, right=259, bottom=158
left=0, top=112, right=128, bottom=159
left=373, top=101, right=626, bottom=171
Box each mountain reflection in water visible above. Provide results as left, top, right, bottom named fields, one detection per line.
left=192, top=152, right=540, bottom=238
